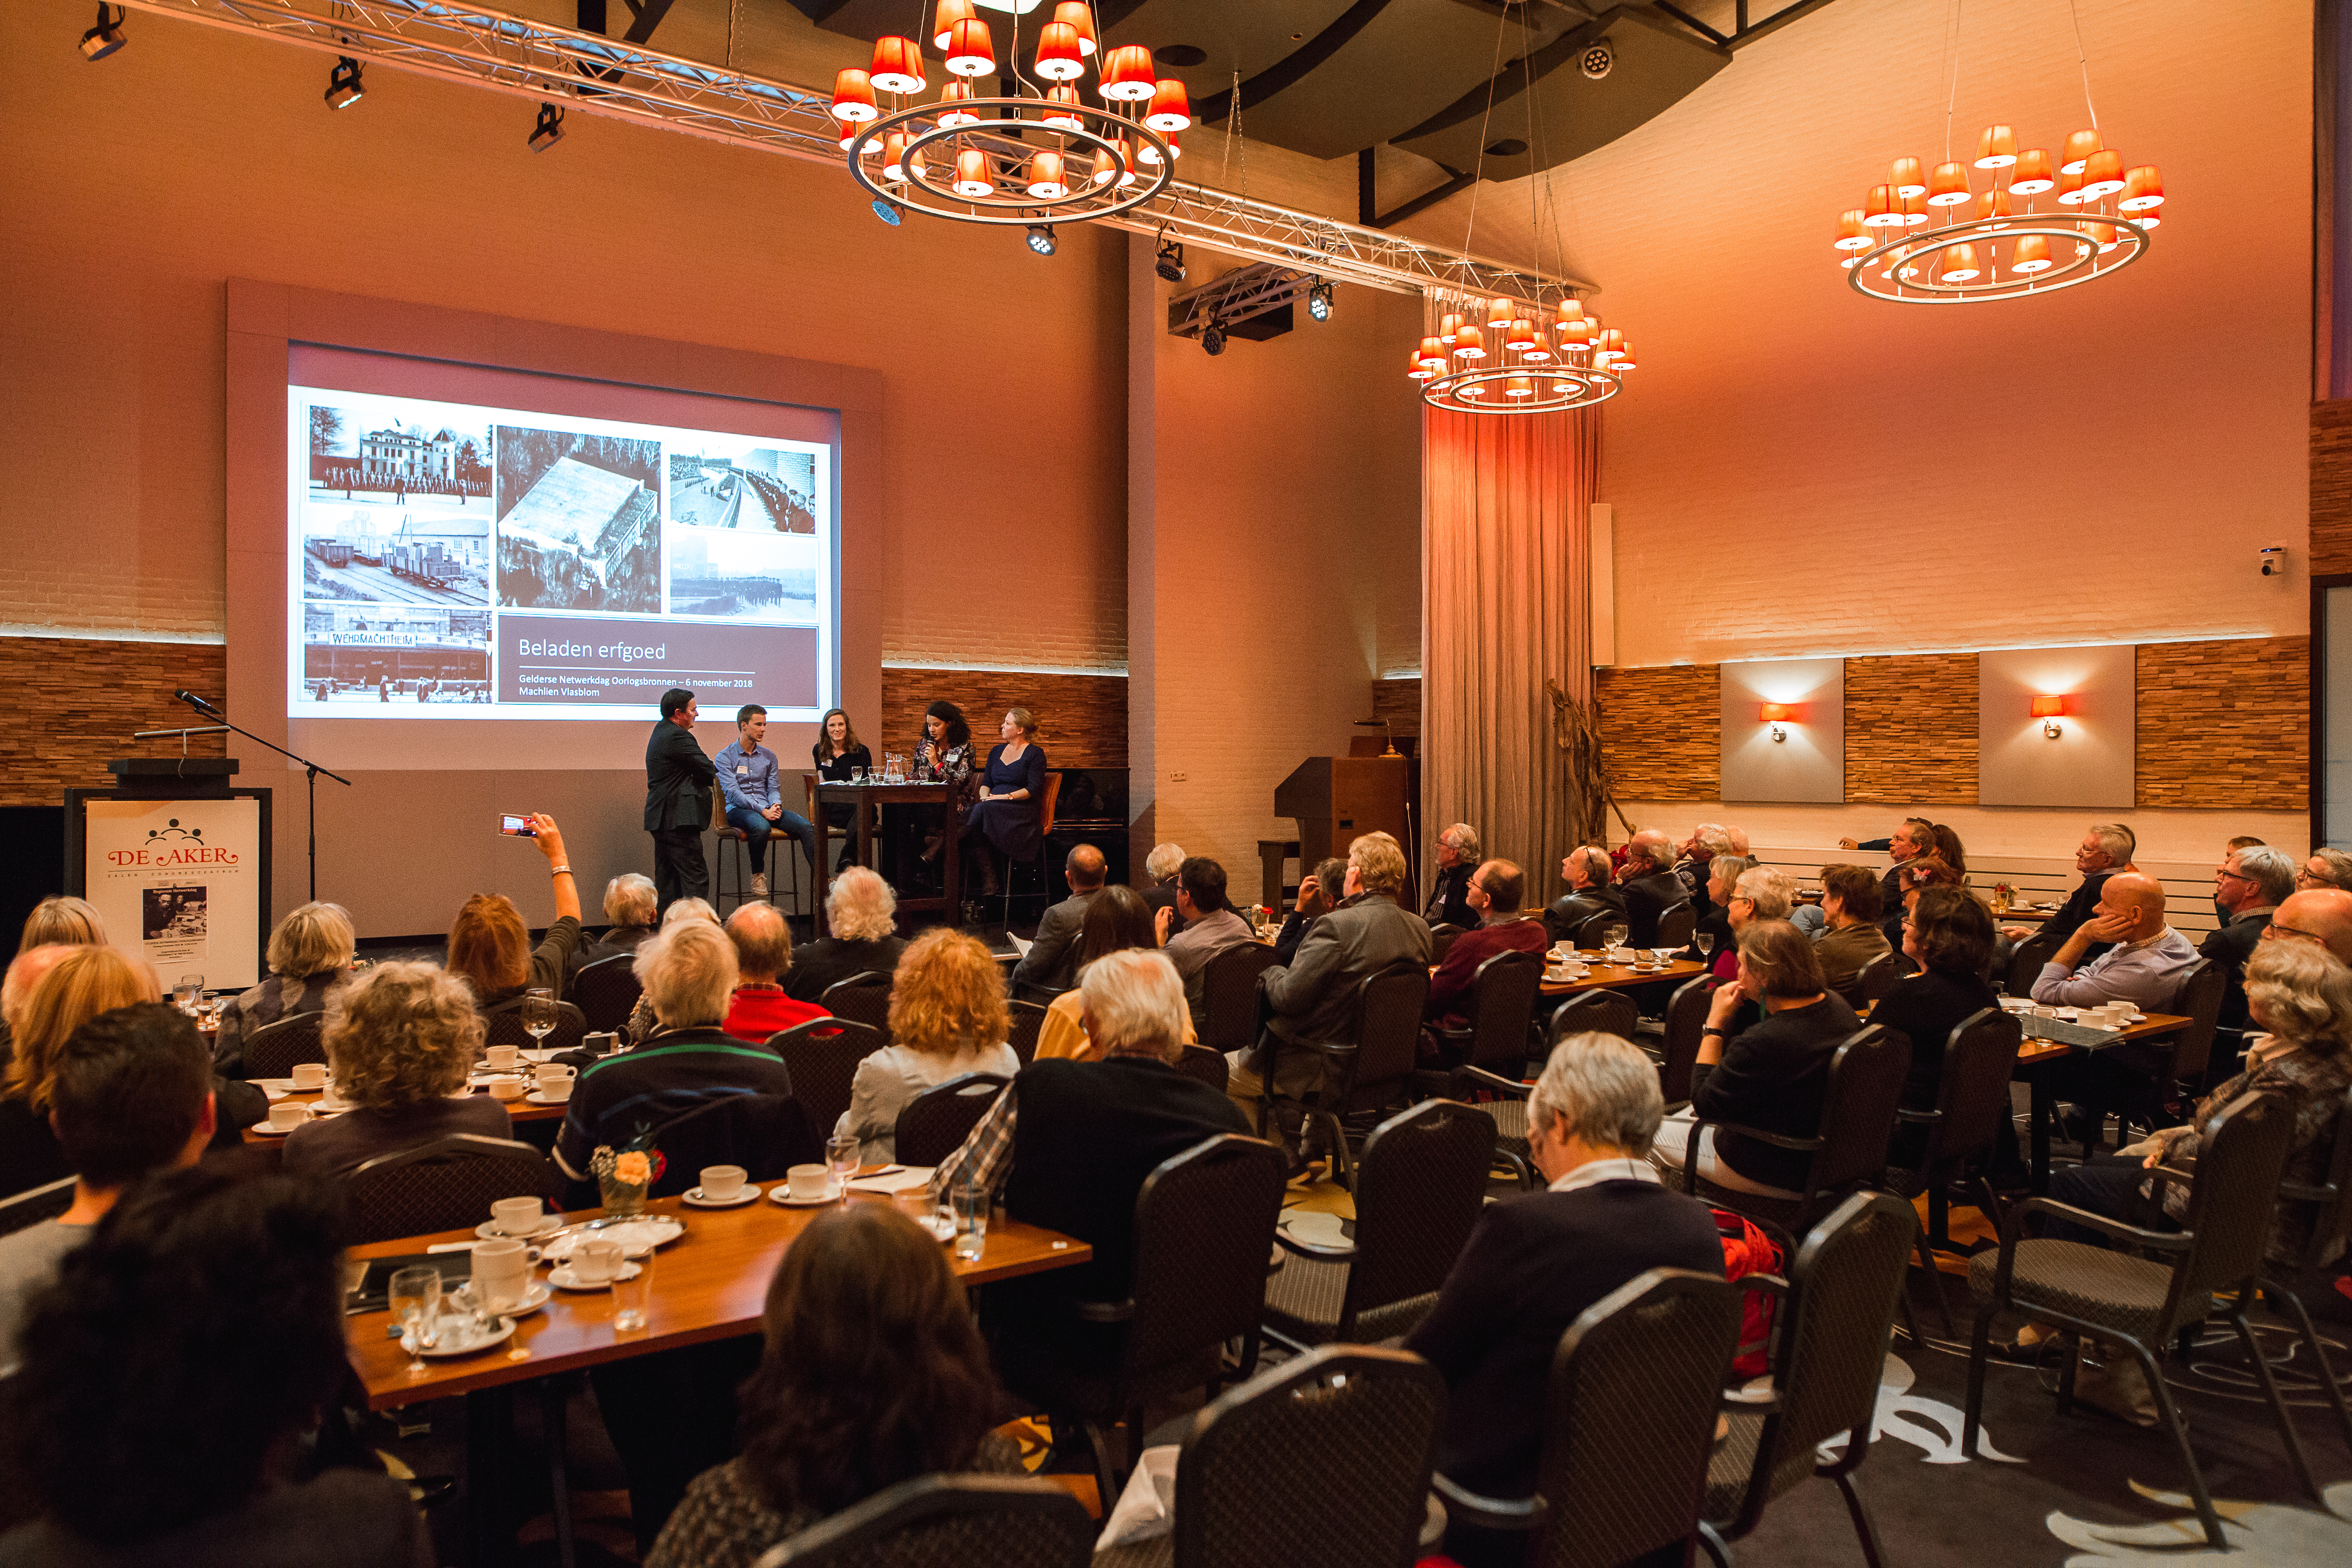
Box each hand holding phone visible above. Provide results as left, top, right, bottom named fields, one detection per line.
left=499, top=814, right=537, bottom=837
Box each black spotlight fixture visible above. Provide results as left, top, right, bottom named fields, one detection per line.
left=1306, top=280, right=1333, bottom=321
left=528, top=102, right=566, bottom=153
left=324, top=55, right=365, bottom=111
left=1025, top=224, right=1056, bottom=256
left=78, top=4, right=127, bottom=62
left=872, top=196, right=903, bottom=226
left=1154, top=235, right=1186, bottom=283
left=1201, top=321, right=1227, bottom=357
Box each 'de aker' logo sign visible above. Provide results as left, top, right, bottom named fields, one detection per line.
left=105, top=818, right=241, bottom=869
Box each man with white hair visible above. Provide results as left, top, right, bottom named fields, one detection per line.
left=1405, top=1033, right=1723, bottom=1564
left=1616, top=829, right=1685, bottom=947
left=2204, top=844, right=2294, bottom=1048
left=1675, top=824, right=1733, bottom=917
left=1426, top=823, right=1483, bottom=929
left=573, top=873, right=660, bottom=972
left=1545, top=845, right=1625, bottom=944
left=2007, top=822, right=2136, bottom=944
left=1140, top=841, right=1187, bottom=937
left=1841, top=817, right=1936, bottom=917
left=783, top=867, right=909, bottom=1002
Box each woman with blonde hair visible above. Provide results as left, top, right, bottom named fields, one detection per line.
left=16, top=896, right=105, bottom=955
left=445, top=811, right=582, bottom=1009
left=212, top=901, right=356, bottom=1077
left=835, top=928, right=1018, bottom=1163
left=283, top=960, right=510, bottom=1181
left=960, top=708, right=1048, bottom=898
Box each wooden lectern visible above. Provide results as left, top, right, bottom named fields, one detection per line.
left=1274, top=755, right=1412, bottom=875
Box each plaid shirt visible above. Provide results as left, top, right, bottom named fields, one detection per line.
left=929, top=1080, right=1019, bottom=1199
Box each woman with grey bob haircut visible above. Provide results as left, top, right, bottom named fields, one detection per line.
left=283, top=960, right=509, bottom=1180
left=212, top=901, right=357, bottom=1076
left=1528, top=1032, right=1667, bottom=1159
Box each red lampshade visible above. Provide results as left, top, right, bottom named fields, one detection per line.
left=2119, top=165, right=2164, bottom=212
left=1863, top=184, right=1902, bottom=229
left=2010, top=233, right=2053, bottom=274
left=1615, top=343, right=1638, bottom=371
left=1437, top=312, right=1463, bottom=345
left=1559, top=318, right=1592, bottom=348
left=2054, top=165, right=2086, bottom=206
left=1034, top=22, right=1084, bottom=82
left=1453, top=323, right=1486, bottom=360
left=1902, top=193, right=1928, bottom=227
left=2011, top=148, right=2055, bottom=195
left=1973, top=123, right=2018, bottom=169
left=1099, top=44, right=1156, bottom=101
left=1936, top=243, right=1981, bottom=283
left=1554, top=298, right=1586, bottom=327
left=936, top=78, right=978, bottom=128
left=880, top=130, right=911, bottom=183
left=945, top=16, right=994, bottom=77
left=1408, top=351, right=1437, bottom=382
left=953, top=147, right=992, bottom=198
left=2030, top=695, right=2066, bottom=718
left=1925, top=161, right=1972, bottom=207
left=1521, top=328, right=1552, bottom=363
left=1417, top=336, right=1448, bottom=368
left=1090, top=145, right=1120, bottom=186
left=932, top=0, right=975, bottom=50
left=829, top=68, right=878, bottom=123
left=1595, top=328, right=1624, bottom=361
left=1504, top=317, right=1537, bottom=350
left=1759, top=704, right=1793, bottom=723
left=1025, top=151, right=1069, bottom=199
left=2079, top=220, right=2118, bottom=254
left=1041, top=84, right=1083, bottom=130
left=1975, top=188, right=2013, bottom=225
left=2080, top=149, right=2127, bottom=201
left=1109, top=137, right=1137, bottom=187
left=1145, top=78, right=1192, bottom=132
left=1499, top=375, right=1531, bottom=399
left=2059, top=128, right=2101, bottom=176
left=869, top=36, right=926, bottom=95
left=1054, top=2, right=1098, bottom=57
left=1889, top=156, right=1926, bottom=198
left=1163, top=134, right=1182, bottom=161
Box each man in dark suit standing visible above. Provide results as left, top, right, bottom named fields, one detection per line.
left=644, top=688, right=717, bottom=915
left=1544, top=844, right=1626, bottom=944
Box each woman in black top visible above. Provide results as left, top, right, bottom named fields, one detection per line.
left=811, top=708, right=872, bottom=866
left=960, top=708, right=1049, bottom=897
left=900, top=702, right=979, bottom=886
left=1655, top=918, right=1860, bottom=1196
left=1873, top=885, right=2003, bottom=1167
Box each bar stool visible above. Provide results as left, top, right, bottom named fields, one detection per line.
left=711, top=797, right=802, bottom=916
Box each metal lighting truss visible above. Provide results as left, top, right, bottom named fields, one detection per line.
left=116, top=0, right=1593, bottom=303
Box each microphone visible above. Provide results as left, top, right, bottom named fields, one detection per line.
left=174, top=689, right=219, bottom=713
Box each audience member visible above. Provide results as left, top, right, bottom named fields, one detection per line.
left=1544, top=845, right=1624, bottom=944
left=1426, top=860, right=1550, bottom=1029
left=1158, top=856, right=1256, bottom=1014
left=572, top=873, right=660, bottom=972
left=2029, top=873, right=2197, bottom=1012
left=1140, top=841, right=1187, bottom=936
left=2, top=1166, right=431, bottom=1567
left=1681, top=855, right=1753, bottom=978
left=2217, top=836, right=2267, bottom=920
left=1815, top=864, right=1893, bottom=999
left=2007, top=821, right=2134, bottom=943
left=1886, top=855, right=1965, bottom=948
left=2298, top=846, right=2352, bottom=895
left=1654, top=920, right=1861, bottom=1199
left=784, top=868, right=909, bottom=1002
left=1674, top=824, right=1733, bottom=919
left=1425, top=823, right=1481, bottom=928
left=1232, top=831, right=1430, bottom=1167
left=1873, top=888, right=2002, bottom=1167
left=2204, top=844, right=2295, bottom=1051
left=663, top=896, right=719, bottom=928
left=1036, top=886, right=1198, bottom=1062
left=212, top=901, right=354, bottom=1078
left=0, top=942, right=74, bottom=1141
left=1274, top=857, right=1348, bottom=963
left=2265, top=887, right=2352, bottom=963
left=1405, top=1032, right=1722, bottom=1568
left=1929, top=822, right=1969, bottom=879
left=644, top=1206, right=1017, bottom=1568
left=1617, top=829, right=1686, bottom=947
left=720, top=904, right=829, bottom=1045
left=445, top=811, right=582, bottom=1007
left=1011, top=843, right=1108, bottom=993
left=837, top=929, right=1017, bottom=1163
left=1841, top=817, right=1936, bottom=913
left=1790, top=866, right=1832, bottom=938
left=283, top=962, right=512, bottom=1181
left=13, top=896, right=104, bottom=955
left=0, top=1004, right=214, bottom=1374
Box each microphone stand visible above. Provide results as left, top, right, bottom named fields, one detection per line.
left=163, top=692, right=351, bottom=904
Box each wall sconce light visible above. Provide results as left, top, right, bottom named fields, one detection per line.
left=1759, top=703, right=1792, bottom=742
left=2031, top=695, right=2066, bottom=738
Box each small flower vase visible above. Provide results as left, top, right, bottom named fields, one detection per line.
left=599, top=1175, right=650, bottom=1217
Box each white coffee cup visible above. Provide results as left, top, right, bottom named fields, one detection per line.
left=786, top=1163, right=831, bottom=1201
left=484, top=1045, right=521, bottom=1070
left=490, top=1196, right=544, bottom=1236
left=572, top=1236, right=624, bottom=1285
left=266, top=1100, right=310, bottom=1132
left=702, top=1164, right=747, bottom=1201
left=535, top=1065, right=575, bottom=1100
left=290, top=1062, right=327, bottom=1090
left=472, top=1237, right=531, bottom=1311
left=487, top=1074, right=526, bottom=1101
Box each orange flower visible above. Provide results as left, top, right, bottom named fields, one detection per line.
left=613, top=1151, right=651, bottom=1185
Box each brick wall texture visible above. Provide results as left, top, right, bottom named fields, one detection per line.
left=0, top=636, right=229, bottom=806
left=2136, top=637, right=2309, bottom=811
left=876, top=669, right=1127, bottom=769
left=1844, top=653, right=1980, bottom=805
left=2314, top=401, right=2352, bottom=575
left=1596, top=665, right=1719, bottom=801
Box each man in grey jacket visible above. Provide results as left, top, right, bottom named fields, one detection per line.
left=1011, top=843, right=1108, bottom=994
left=1228, top=831, right=1431, bottom=1170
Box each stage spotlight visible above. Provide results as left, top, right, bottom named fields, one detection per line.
left=1201, top=321, right=1226, bottom=357
left=528, top=102, right=565, bottom=152
left=325, top=55, right=365, bottom=110
left=872, top=196, right=903, bottom=226
left=1025, top=224, right=1056, bottom=256
left=79, top=4, right=127, bottom=62
left=1306, top=280, right=1333, bottom=321
left=1154, top=235, right=1185, bottom=283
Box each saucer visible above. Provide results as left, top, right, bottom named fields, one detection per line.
left=548, top=1262, right=640, bottom=1290
left=769, top=1185, right=842, bottom=1207
left=682, top=1186, right=761, bottom=1208
left=542, top=1216, right=683, bottom=1259
left=453, top=1281, right=551, bottom=1317
left=417, top=1315, right=517, bottom=1357
left=252, top=1120, right=308, bottom=1137
left=523, top=1090, right=574, bottom=1106
left=474, top=1215, right=562, bottom=1241
left=314, top=1097, right=357, bottom=1114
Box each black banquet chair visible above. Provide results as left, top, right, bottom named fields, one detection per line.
left=644, top=1092, right=823, bottom=1198
left=768, top=1017, right=886, bottom=1137
left=346, top=1133, right=561, bottom=1245
left=821, top=971, right=894, bottom=1044
left=1882, top=1007, right=2024, bottom=1337
left=1004, top=999, right=1049, bottom=1067
left=1544, top=987, right=1639, bottom=1050
left=894, top=1072, right=1012, bottom=1168
left=1196, top=942, right=1278, bottom=1055
left=1682, top=1025, right=1910, bottom=1234
left=241, top=1011, right=329, bottom=1080
left=1417, top=949, right=1543, bottom=1091
left=754, top=1474, right=1094, bottom=1568
left=571, top=952, right=643, bottom=1035
left=1174, top=1045, right=1230, bottom=1095
left=0, top=1176, right=76, bottom=1238
left=1267, top=961, right=1430, bottom=1190
left=483, top=995, right=588, bottom=1055
left=2259, top=1085, right=2352, bottom=1463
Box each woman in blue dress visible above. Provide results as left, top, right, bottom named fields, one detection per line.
left=960, top=708, right=1047, bottom=898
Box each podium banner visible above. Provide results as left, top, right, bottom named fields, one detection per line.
left=74, top=796, right=270, bottom=991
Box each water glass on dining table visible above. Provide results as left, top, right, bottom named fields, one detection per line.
left=612, top=1245, right=654, bottom=1332
left=826, top=1134, right=860, bottom=1199
left=388, top=1265, right=442, bottom=1372
left=952, top=1181, right=988, bottom=1262
left=174, top=973, right=205, bottom=1013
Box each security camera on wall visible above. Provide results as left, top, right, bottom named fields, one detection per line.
left=2261, top=546, right=2287, bottom=577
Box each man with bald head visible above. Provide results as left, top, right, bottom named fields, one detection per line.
left=2029, top=872, right=2200, bottom=1011
left=1013, top=842, right=1109, bottom=993
left=1616, top=829, right=1685, bottom=947
left=2263, top=887, right=2352, bottom=964
left=719, top=901, right=829, bottom=1044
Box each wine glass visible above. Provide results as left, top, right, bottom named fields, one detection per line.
left=1693, top=931, right=1717, bottom=961
left=1600, top=923, right=1630, bottom=956
left=388, top=1265, right=442, bottom=1374
left=521, top=988, right=557, bottom=1053
left=174, top=973, right=205, bottom=1013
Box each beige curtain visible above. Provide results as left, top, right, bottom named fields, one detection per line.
left=1422, top=405, right=1600, bottom=907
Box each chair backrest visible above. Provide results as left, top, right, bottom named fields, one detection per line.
left=1655, top=902, right=1697, bottom=949
left=1803, top=1025, right=1911, bottom=1202
left=572, top=953, right=644, bottom=1035
left=1659, top=975, right=1719, bottom=1105
left=820, top=972, right=894, bottom=1042
left=1125, top=1136, right=1289, bottom=1391
left=1175, top=1044, right=1231, bottom=1095
left=1570, top=909, right=1629, bottom=949
left=0, top=1176, right=76, bottom=1238
left=2164, top=958, right=2227, bottom=1085
left=1844, top=951, right=1902, bottom=1010
left=753, top=1474, right=1094, bottom=1568
left=1533, top=1269, right=1745, bottom=1568
left=1546, top=988, right=1640, bottom=1052
left=1336, top=962, right=1432, bottom=1109
left=1917, top=1007, right=2025, bottom=1172
left=2283, top=1086, right=2352, bottom=1273
left=646, top=1092, right=823, bottom=1196
left=1341, top=1100, right=1496, bottom=1338
left=243, top=1011, right=328, bottom=1079
left=895, top=1073, right=1013, bottom=1168
left=1038, top=771, right=1063, bottom=840
left=1004, top=1000, right=1049, bottom=1067
left=768, top=1016, right=888, bottom=1135
left=1198, top=942, right=1280, bottom=1054
left=2169, top=1089, right=2301, bottom=1315
left=2004, top=927, right=2065, bottom=997
left=1462, top=949, right=1545, bottom=1072
left=346, top=1134, right=560, bottom=1245
left=1428, top=923, right=1466, bottom=964
left=1171, top=1345, right=1446, bottom=1568
left=483, top=997, right=588, bottom=1054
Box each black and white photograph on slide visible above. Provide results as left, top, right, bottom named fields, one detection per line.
left=667, top=530, right=817, bottom=621
left=305, top=397, right=492, bottom=510
left=301, top=511, right=490, bottom=606
left=301, top=602, right=493, bottom=704
left=141, top=886, right=208, bottom=944
left=495, top=426, right=663, bottom=614
left=668, top=444, right=817, bottom=534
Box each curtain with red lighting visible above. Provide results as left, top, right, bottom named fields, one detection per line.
left=1422, top=405, right=1599, bottom=909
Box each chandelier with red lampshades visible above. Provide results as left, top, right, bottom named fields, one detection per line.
left=832, top=2, right=1188, bottom=241
left=1833, top=2, right=2166, bottom=303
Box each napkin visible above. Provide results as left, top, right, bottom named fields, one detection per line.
left=846, top=1165, right=935, bottom=1195
left=1096, top=1446, right=1179, bottom=1550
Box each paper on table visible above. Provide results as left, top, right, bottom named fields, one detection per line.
left=845, top=1165, right=935, bottom=1194
left=1008, top=933, right=1033, bottom=957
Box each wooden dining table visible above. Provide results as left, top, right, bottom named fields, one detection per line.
left=2007, top=1008, right=2193, bottom=1192
left=1537, top=951, right=1709, bottom=996
left=810, top=779, right=962, bottom=934
left=241, top=1082, right=567, bottom=1156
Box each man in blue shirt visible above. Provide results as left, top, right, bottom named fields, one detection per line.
left=713, top=704, right=816, bottom=900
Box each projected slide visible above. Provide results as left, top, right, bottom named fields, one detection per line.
left=287, top=389, right=830, bottom=722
